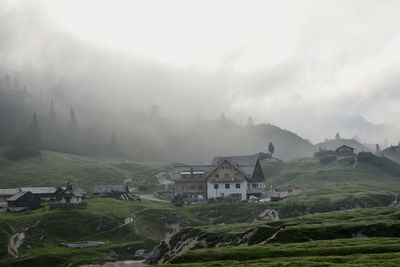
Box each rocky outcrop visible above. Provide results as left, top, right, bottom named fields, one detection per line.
left=258, top=209, right=279, bottom=221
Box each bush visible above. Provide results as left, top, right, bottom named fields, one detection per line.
left=171, top=194, right=184, bottom=207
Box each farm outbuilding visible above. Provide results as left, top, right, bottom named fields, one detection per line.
left=7, top=191, right=41, bottom=211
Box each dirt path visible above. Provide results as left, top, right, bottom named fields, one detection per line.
left=81, top=260, right=146, bottom=267
left=7, top=220, right=40, bottom=257
left=7, top=232, right=25, bottom=257
left=140, top=194, right=168, bottom=203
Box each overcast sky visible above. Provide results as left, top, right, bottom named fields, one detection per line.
left=1, top=0, right=400, bottom=143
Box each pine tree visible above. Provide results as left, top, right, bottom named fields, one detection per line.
left=376, top=144, right=381, bottom=154
left=107, top=132, right=121, bottom=157
left=29, top=113, right=41, bottom=148
left=268, top=142, right=275, bottom=156
left=335, top=133, right=340, bottom=139
left=49, top=100, right=56, bottom=119
left=246, top=116, right=254, bottom=127
left=68, top=108, right=78, bottom=130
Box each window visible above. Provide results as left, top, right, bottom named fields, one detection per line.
left=220, top=193, right=224, bottom=197
left=215, top=173, right=219, bottom=178
left=224, top=173, right=230, bottom=179
left=66, top=197, right=71, bottom=203
left=190, top=185, right=196, bottom=190
left=221, top=166, right=224, bottom=169
left=252, top=183, right=257, bottom=189
left=225, top=184, right=230, bottom=189
left=236, top=183, right=240, bottom=189
left=214, top=184, right=219, bottom=189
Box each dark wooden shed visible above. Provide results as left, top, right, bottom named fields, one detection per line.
left=7, top=191, right=41, bottom=211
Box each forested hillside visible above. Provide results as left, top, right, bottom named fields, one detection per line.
left=0, top=72, right=316, bottom=163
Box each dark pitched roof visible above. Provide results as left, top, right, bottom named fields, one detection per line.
left=205, top=159, right=251, bottom=181
left=7, top=191, right=31, bottom=201
left=20, top=187, right=57, bottom=194
left=336, top=145, right=355, bottom=152
left=171, top=165, right=214, bottom=181
left=62, top=187, right=84, bottom=197
left=173, top=154, right=265, bottom=183
left=0, top=188, right=20, bottom=196
left=211, top=154, right=260, bottom=178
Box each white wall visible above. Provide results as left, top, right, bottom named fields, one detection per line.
left=61, top=196, right=82, bottom=204
left=207, top=181, right=247, bottom=200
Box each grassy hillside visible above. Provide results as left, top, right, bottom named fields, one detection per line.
left=315, top=137, right=372, bottom=153
left=0, top=198, right=184, bottom=267
left=0, top=150, right=168, bottom=192
left=262, top=157, right=400, bottom=199
left=168, top=207, right=400, bottom=266
left=382, top=145, right=400, bottom=163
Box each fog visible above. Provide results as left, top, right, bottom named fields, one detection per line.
left=1, top=0, right=400, bottom=163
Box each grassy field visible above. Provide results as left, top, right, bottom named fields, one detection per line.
left=0, top=198, right=183, bottom=266
left=168, top=207, right=400, bottom=266
left=1, top=151, right=400, bottom=265
left=0, top=150, right=168, bottom=192
left=169, top=238, right=400, bottom=266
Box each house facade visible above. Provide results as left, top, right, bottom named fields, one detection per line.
left=55, top=183, right=85, bottom=204
left=172, top=154, right=266, bottom=201
left=206, top=160, right=248, bottom=200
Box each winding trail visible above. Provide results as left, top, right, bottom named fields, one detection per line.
left=7, top=220, right=40, bottom=257
left=139, top=194, right=168, bottom=203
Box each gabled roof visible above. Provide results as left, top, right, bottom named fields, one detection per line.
left=7, top=191, right=34, bottom=201
left=206, top=159, right=251, bottom=181
left=211, top=154, right=260, bottom=178
left=171, top=165, right=214, bottom=181
left=0, top=188, right=20, bottom=196
left=336, top=145, right=355, bottom=151
left=20, top=187, right=57, bottom=194
left=62, top=187, right=84, bottom=197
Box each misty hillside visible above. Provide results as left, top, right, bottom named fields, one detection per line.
left=381, top=145, right=400, bottom=163
left=0, top=73, right=315, bottom=163
left=315, top=137, right=372, bottom=153
left=254, top=124, right=315, bottom=160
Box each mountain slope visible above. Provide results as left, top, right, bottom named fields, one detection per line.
left=254, top=124, right=316, bottom=160
left=0, top=150, right=167, bottom=191
left=381, top=145, right=400, bottom=163
left=261, top=157, right=400, bottom=198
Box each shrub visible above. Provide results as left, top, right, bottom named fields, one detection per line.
left=171, top=194, right=184, bottom=207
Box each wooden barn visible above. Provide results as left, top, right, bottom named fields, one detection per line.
left=7, top=191, right=41, bottom=211
left=0, top=189, right=20, bottom=208
left=19, top=187, right=58, bottom=201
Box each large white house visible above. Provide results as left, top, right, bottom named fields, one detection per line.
left=172, top=154, right=266, bottom=201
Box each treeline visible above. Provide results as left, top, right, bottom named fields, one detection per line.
left=0, top=72, right=316, bottom=162
left=0, top=74, right=121, bottom=160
